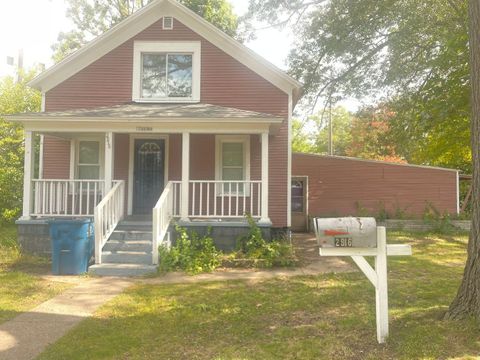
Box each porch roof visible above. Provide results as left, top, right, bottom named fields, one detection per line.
left=7, top=103, right=284, bottom=122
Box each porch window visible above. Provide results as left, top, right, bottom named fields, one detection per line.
left=216, top=136, right=250, bottom=194
left=77, top=141, right=100, bottom=179
left=141, top=53, right=193, bottom=98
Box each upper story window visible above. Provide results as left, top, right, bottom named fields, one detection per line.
left=133, top=41, right=201, bottom=103
left=141, top=53, right=193, bottom=98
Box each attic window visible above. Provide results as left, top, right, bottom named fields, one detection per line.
left=163, top=17, right=173, bottom=30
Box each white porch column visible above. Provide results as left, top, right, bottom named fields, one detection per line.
left=22, top=130, right=35, bottom=219
left=260, top=132, right=270, bottom=224
left=104, top=132, right=114, bottom=194
left=181, top=132, right=190, bottom=221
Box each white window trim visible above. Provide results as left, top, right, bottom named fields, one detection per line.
left=215, top=135, right=250, bottom=196
left=132, top=41, right=201, bottom=103
left=71, top=137, right=105, bottom=180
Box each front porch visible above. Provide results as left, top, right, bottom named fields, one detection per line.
left=15, top=103, right=283, bottom=269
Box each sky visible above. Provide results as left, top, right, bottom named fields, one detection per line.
left=0, top=0, right=292, bottom=77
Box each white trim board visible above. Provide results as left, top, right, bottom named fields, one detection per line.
left=128, top=134, right=169, bottom=215
left=21, top=121, right=276, bottom=134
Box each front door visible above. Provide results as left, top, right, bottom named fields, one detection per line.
left=133, top=139, right=165, bottom=215
left=291, top=177, right=308, bottom=232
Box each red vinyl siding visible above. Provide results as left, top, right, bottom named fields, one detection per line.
left=42, top=136, right=70, bottom=179
left=292, top=153, right=458, bottom=218
left=43, top=17, right=290, bottom=227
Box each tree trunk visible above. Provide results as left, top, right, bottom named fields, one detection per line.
left=445, top=0, right=480, bottom=320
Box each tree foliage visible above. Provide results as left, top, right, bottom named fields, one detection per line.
left=293, top=106, right=404, bottom=163
left=246, top=0, right=470, bottom=171
left=53, top=0, right=238, bottom=62
left=346, top=106, right=406, bottom=163
left=0, top=72, right=41, bottom=223
left=291, top=118, right=315, bottom=154
left=310, top=106, right=352, bottom=156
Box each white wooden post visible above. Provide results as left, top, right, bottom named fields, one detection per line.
left=181, top=132, right=190, bottom=221
left=22, top=130, right=35, bottom=219
left=375, top=226, right=389, bottom=343
left=260, top=132, right=269, bottom=224
left=317, top=223, right=412, bottom=344
left=104, top=132, right=114, bottom=194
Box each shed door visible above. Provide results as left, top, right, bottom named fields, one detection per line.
left=291, top=177, right=307, bottom=232
left=133, top=139, right=165, bottom=215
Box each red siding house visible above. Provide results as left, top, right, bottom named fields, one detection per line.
left=10, top=0, right=302, bottom=275
left=9, top=0, right=460, bottom=276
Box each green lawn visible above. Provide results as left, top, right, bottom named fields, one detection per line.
left=38, top=231, right=480, bottom=360
left=0, top=224, right=71, bottom=324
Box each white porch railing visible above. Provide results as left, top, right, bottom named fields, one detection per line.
left=152, top=181, right=181, bottom=265
left=32, top=179, right=105, bottom=217
left=94, top=180, right=125, bottom=264
left=189, top=180, right=262, bottom=218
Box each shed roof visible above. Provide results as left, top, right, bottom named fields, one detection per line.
left=293, top=152, right=459, bottom=173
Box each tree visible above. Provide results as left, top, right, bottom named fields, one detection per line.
left=291, top=118, right=315, bottom=153
left=310, top=106, right=353, bottom=156
left=245, top=0, right=471, bottom=171
left=0, top=72, right=41, bottom=223
left=445, top=0, right=480, bottom=320
left=53, top=0, right=239, bottom=62
left=346, top=106, right=406, bottom=163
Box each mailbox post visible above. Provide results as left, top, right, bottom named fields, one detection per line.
left=314, top=217, right=412, bottom=344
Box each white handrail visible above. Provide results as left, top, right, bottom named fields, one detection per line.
left=152, top=181, right=178, bottom=265
left=94, top=180, right=125, bottom=264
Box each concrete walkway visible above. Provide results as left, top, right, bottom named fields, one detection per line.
left=0, top=277, right=132, bottom=360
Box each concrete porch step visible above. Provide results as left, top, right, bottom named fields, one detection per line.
left=89, top=263, right=157, bottom=277
left=103, top=239, right=152, bottom=253
left=110, top=230, right=153, bottom=241
left=102, top=251, right=152, bottom=264
left=116, top=223, right=152, bottom=231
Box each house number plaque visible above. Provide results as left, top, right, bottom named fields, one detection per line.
left=136, top=127, right=153, bottom=132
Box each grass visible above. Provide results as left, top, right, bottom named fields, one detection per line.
left=38, top=231, right=480, bottom=359
left=0, top=224, right=71, bottom=324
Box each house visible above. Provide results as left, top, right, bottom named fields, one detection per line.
left=291, top=153, right=460, bottom=232
left=10, top=0, right=302, bottom=275
left=9, top=0, right=460, bottom=276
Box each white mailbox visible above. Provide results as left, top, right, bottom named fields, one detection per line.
left=315, top=217, right=377, bottom=248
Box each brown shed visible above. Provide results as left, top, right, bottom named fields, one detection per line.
left=291, top=153, right=459, bottom=232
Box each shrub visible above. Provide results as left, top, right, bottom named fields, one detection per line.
left=423, top=202, right=456, bottom=233
left=158, top=225, right=222, bottom=275
left=235, top=214, right=296, bottom=268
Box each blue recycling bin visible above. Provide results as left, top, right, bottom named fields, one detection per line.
left=49, top=219, right=94, bottom=275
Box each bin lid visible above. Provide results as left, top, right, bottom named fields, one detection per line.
left=47, top=218, right=93, bottom=224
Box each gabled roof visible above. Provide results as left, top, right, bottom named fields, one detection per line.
left=29, top=0, right=302, bottom=102
left=8, top=103, right=283, bottom=121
